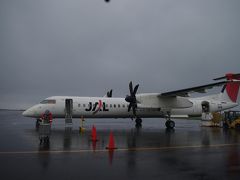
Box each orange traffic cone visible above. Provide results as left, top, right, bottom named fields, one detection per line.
left=106, top=131, right=117, bottom=150
left=91, top=125, right=98, bottom=141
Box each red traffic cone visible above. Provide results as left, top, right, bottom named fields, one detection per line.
left=91, top=125, right=98, bottom=141
left=106, top=131, right=117, bottom=150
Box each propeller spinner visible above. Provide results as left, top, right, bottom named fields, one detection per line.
left=125, top=81, right=139, bottom=116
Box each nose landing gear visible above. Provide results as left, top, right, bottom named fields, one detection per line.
left=36, top=119, right=41, bottom=128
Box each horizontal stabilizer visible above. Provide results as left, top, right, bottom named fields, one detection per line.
left=213, top=73, right=240, bottom=81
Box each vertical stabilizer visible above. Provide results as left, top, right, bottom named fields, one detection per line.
left=221, top=73, right=240, bottom=103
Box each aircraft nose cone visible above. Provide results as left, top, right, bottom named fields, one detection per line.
left=22, top=109, right=32, bottom=117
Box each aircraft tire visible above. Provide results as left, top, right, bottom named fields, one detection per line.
left=44, top=137, right=50, bottom=144
left=166, top=120, right=175, bottom=129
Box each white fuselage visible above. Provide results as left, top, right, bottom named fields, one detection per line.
left=22, top=94, right=238, bottom=120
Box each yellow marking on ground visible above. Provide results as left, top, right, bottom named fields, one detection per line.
left=0, top=143, right=239, bottom=155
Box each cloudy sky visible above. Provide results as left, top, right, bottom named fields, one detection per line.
left=0, top=0, right=240, bottom=109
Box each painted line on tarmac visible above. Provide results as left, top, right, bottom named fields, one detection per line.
left=0, top=143, right=239, bottom=155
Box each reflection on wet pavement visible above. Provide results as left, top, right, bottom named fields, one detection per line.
left=0, top=110, right=240, bottom=180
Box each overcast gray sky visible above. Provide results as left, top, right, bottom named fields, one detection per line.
left=0, top=0, right=240, bottom=109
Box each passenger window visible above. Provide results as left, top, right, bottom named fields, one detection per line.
left=83, top=104, right=86, bottom=107
left=78, top=104, right=81, bottom=107
left=105, top=104, right=108, bottom=108
left=110, top=104, right=112, bottom=108
left=114, top=104, right=116, bottom=108
left=118, top=104, right=120, bottom=108
left=122, top=104, right=125, bottom=108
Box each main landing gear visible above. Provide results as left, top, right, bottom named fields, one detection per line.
left=165, top=112, right=175, bottom=129
left=135, top=118, right=142, bottom=128
left=165, top=120, right=175, bottom=129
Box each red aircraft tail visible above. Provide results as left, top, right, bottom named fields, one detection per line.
left=219, top=73, right=240, bottom=103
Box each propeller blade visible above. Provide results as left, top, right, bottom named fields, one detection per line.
left=128, top=104, right=132, bottom=112
left=106, top=89, right=113, bottom=97
left=133, top=84, right=139, bottom=95
left=108, top=89, right=112, bottom=97
left=129, top=81, right=133, bottom=95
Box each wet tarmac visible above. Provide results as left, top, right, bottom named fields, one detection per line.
left=0, top=110, right=240, bottom=180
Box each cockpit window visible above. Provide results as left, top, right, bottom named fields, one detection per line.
left=40, top=99, right=56, bottom=104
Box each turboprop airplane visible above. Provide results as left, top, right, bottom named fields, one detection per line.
left=23, top=73, right=240, bottom=129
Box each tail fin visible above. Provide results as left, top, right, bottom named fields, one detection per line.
left=221, top=73, right=240, bottom=103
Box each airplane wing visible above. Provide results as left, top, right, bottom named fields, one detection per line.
left=159, top=81, right=227, bottom=97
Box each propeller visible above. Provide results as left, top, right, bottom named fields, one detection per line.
left=213, top=73, right=240, bottom=81
left=106, top=89, right=113, bottom=98
left=125, top=81, right=139, bottom=117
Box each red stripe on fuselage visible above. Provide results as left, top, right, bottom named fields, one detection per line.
left=93, top=100, right=102, bottom=114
